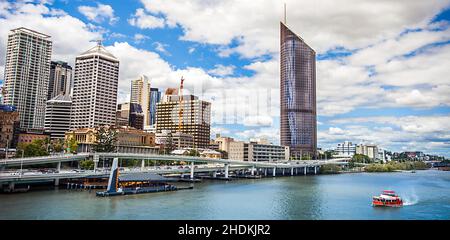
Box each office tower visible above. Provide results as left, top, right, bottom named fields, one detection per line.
left=70, top=42, right=119, bottom=130
left=129, top=103, right=144, bottom=130
left=130, top=75, right=150, bottom=126
left=44, top=95, right=72, bottom=139
left=280, top=22, right=317, bottom=157
left=3, top=27, right=52, bottom=131
left=48, top=61, right=73, bottom=100
left=149, top=87, right=161, bottom=126
left=156, top=91, right=211, bottom=148
left=116, top=103, right=130, bottom=127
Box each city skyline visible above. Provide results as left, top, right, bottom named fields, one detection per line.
left=0, top=1, right=449, bottom=157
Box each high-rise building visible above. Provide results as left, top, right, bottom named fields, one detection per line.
left=44, top=95, right=72, bottom=140
left=156, top=92, right=211, bottom=148
left=130, top=75, right=151, bottom=126
left=280, top=22, right=317, bottom=157
left=3, top=27, right=52, bottom=131
left=70, top=42, right=119, bottom=130
left=116, top=103, right=130, bottom=127
left=129, top=103, right=144, bottom=130
left=149, top=87, right=161, bottom=126
left=48, top=61, right=73, bottom=100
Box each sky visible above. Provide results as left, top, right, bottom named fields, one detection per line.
left=0, top=0, right=449, bottom=157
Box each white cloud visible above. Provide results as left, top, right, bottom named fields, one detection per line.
left=0, top=2, right=102, bottom=69
left=322, top=115, right=450, bottom=156
left=133, top=33, right=149, bottom=44
left=78, top=3, right=118, bottom=25
left=152, top=41, right=170, bottom=55
left=128, top=8, right=165, bottom=29
left=242, top=116, right=273, bottom=127
left=138, top=0, right=450, bottom=58
left=207, top=64, right=235, bottom=77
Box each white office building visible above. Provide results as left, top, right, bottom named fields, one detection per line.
left=70, top=42, right=119, bottom=129
left=45, top=95, right=72, bottom=139
left=3, top=27, right=52, bottom=131
left=229, top=140, right=290, bottom=162
left=335, top=141, right=356, bottom=157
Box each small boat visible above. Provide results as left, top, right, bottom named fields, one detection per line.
left=372, top=190, right=403, bottom=207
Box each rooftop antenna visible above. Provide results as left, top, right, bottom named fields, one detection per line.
left=284, top=3, right=287, bottom=25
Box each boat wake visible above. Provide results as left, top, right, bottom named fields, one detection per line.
left=402, top=193, right=419, bottom=206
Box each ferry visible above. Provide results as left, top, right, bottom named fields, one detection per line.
left=372, top=190, right=403, bottom=207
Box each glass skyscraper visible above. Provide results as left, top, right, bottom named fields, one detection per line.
left=280, top=22, right=317, bottom=157
left=149, top=88, right=161, bottom=126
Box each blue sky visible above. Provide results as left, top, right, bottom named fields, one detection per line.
left=0, top=0, right=449, bottom=157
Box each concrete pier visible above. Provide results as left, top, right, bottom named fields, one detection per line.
left=190, top=162, right=195, bottom=179
left=55, top=162, right=61, bottom=186
left=141, top=160, right=145, bottom=171
left=304, top=167, right=307, bottom=175
left=273, top=167, right=276, bottom=177
left=224, top=164, right=229, bottom=178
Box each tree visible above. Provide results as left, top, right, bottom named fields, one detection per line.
left=64, top=137, right=78, bottom=154
left=16, top=139, right=49, bottom=158
left=164, top=132, right=175, bottom=154
left=50, top=139, right=65, bottom=153
left=79, top=159, right=94, bottom=170
left=93, top=126, right=118, bottom=153
left=352, top=154, right=371, bottom=163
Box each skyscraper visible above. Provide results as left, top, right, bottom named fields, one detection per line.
left=156, top=92, right=211, bottom=149
left=130, top=75, right=150, bottom=126
left=129, top=103, right=144, bottom=130
left=70, top=42, right=119, bottom=130
left=3, top=27, right=52, bottom=131
left=280, top=22, right=317, bottom=157
left=149, top=87, right=161, bottom=126
left=48, top=61, right=73, bottom=100
left=44, top=95, right=72, bottom=140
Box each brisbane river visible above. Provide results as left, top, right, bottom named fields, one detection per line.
left=0, top=170, right=449, bottom=220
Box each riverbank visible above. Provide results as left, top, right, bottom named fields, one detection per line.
left=364, top=161, right=428, bottom=172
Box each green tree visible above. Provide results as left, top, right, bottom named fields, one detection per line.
left=50, top=139, right=65, bottom=153
left=79, top=159, right=94, bottom=170
left=93, top=126, right=118, bottom=153
left=164, top=132, right=175, bottom=154
left=64, top=137, right=78, bottom=154
left=17, top=139, right=49, bottom=158
left=352, top=154, right=371, bottom=163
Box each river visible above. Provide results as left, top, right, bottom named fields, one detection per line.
left=0, top=170, right=449, bottom=219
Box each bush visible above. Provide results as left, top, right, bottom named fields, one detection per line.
left=319, top=165, right=341, bottom=174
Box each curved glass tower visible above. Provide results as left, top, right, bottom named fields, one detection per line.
left=280, top=22, right=317, bottom=157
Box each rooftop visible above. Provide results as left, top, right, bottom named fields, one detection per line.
left=78, top=42, right=118, bottom=61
